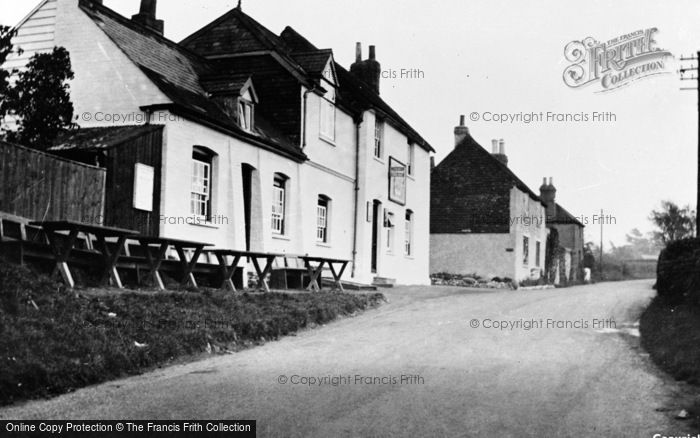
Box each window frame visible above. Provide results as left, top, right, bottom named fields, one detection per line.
left=271, top=174, right=287, bottom=235
left=374, top=119, right=384, bottom=159
left=319, top=94, right=336, bottom=142
left=523, top=235, right=530, bottom=266
left=316, top=195, right=330, bottom=243
left=404, top=210, right=413, bottom=256
left=385, top=210, right=395, bottom=252
left=407, top=142, right=415, bottom=176
left=238, top=98, right=254, bottom=132
left=190, top=147, right=214, bottom=221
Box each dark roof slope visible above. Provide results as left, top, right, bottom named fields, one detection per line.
left=292, top=50, right=333, bottom=78
left=180, top=7, right=288, bottom=56
left=431, top=133, right=543, bottom=234
left=279, top=26, right=317, bottom=52
left=550, top=202, right=584, bottom=226
left=51, top=125, right=163, bottom=151
left=79, top=1, right=209, bottom=95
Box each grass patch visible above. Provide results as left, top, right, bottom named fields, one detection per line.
left=0, top=262, right=384, bottom=406
left=640, top=296, right=700, bottom=426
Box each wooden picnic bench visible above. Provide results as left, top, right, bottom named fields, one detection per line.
left=299, top=255, right=350, bottom=292
left=210, top=250, right=285, bottom=293
left=28, top=220, right=138, bottom=289
left=136, top=236, right=212, bottom=290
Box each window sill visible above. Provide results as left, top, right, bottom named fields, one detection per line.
left=404, top=255, right=414, bottom=260
left=407, top=174, right=415, bottom=181
left=316, top=242, right=332, bottom=248
left=319, top=136, right=336, bottom=147
left=319, top=134, right=336, bottom=146
left=188, top=221, right=219, bottom=230
left=272, top=234, right=291, bottom=241
left=373, top=156, right=385, bottom=165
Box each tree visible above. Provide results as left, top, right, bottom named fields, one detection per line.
left=649, top=201, right=696, bottom=246
left=0, top=25, right=20, bottom=121
left=0, top=25, right=74, bottom=150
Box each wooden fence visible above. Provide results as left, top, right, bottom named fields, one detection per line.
left=0, top=141, right=105, bottom=222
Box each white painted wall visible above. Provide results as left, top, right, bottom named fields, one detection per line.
left=509, top=187, right=547, bottom=281
left=430, top=233, right=514, bottom=279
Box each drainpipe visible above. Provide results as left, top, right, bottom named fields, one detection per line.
left=301, top=85, right=318, bottom=150
left=351, top=115, right=363, bottom=277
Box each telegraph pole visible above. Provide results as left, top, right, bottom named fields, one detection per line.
left=680, top=51, right=700, bottom=235
left=599, top=208, right=604, bottom=280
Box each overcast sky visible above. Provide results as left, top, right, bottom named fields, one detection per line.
left=2, top=0, right=700, bottom=247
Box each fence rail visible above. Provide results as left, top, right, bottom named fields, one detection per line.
left=0, top=141, right=105, bottom=222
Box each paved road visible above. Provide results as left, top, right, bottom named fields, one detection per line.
left=1, top=281, right=695, bottom=436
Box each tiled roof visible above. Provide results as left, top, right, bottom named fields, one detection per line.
left=291, top=50, right=333, bottom=77
left=77, top=1, right=305, bottom=161
left=200, top=73, right=253, bottom=95
left=79, top=1, right=209, bottom=95
left=279, top=26, right=317, bottom=52
left=51, top=125, right=164, bottom=151
left=180, top=7, right=288, bottom=57
left=431, top=133, right=543, bottom=234
left=183, top=9, right=434, bottom=153
left=550, top=202, right=584, bottom=226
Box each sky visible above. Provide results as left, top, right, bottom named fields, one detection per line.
left=2, top=0, right=700, bottom=247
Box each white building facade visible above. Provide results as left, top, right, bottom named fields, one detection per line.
left=5, top=0, right=434, bottom=285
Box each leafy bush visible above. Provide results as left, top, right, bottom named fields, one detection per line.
left=656, top=238, right=700, bottom=304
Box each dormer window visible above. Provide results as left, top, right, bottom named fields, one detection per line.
left=238, top=98, right=254, bottom=132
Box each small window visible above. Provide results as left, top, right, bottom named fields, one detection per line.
left=523, top=236, right=530, bottom=265
left=407, top=142, right=415, bottom=176
left=238, top=99, right=254, bottom=132
left=320, top=96, right=336, bottom=141
left=385, top=210, right=395, bottom=251
left=317, top=196, right=330, bottom=243
left=536, top=241, right=541, bottom=267
left=404, top=210, right=413, bottom=256
left=374, top=119, right=384, bottom=158
left=191, top=147, right=214, bottom=220
left=272, top=174, right=287, bottom=234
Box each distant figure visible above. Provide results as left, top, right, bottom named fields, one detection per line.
left=584, top=267, right=592, bottom=283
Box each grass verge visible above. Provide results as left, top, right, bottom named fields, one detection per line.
left=640, top=296, right=700, bottom=426
left=0, top=262, right=384, bottom=406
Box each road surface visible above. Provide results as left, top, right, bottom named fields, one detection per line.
left=1, top=280, right=696, bottom=436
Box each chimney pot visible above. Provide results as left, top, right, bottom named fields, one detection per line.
left=491, top=139, right=498, bottom=154
left=549, top=177, right=553, bottom=186
left=355, top=42, right=362, bottom=63
left=369, top=45, right=376, bottom=60
left=499, top=138, right=505, bottom=155
left=453, top=118, right=470, bottom=147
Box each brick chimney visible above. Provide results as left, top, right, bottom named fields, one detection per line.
left=132, top=0, right=164, bottom=35
left=350, top=43, right=381, bottom=94
left=492, top=138, right=508, bottom=166
left=454, top=115, right=469, bottom=147
left=539, top=177, right=557, bottom=219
